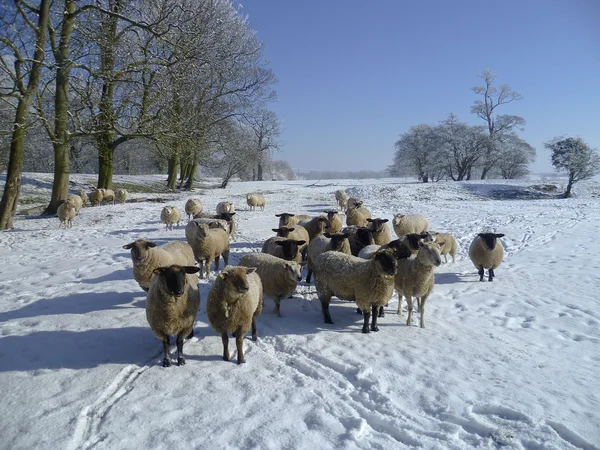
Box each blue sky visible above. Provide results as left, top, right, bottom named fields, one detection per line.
left=238, top=0, right=600, bottom=174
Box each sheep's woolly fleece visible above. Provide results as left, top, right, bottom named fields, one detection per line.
left=1, top=172, right=599, bottom=450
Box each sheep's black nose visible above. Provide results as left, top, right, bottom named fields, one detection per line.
left=174, top=289, right=184, bottom=296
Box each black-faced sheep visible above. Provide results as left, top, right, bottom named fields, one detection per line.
left=468, top=233, right=505, bottom=281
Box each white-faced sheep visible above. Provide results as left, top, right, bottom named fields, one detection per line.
left=114, top=188, right=128, bottom=204
left=57, top=199, right=76, bottom=228
left=432, top=232, right=458, bottom=263
left=335, top=190, right=349, bottom=211
left=324, top=210, right=343, bottom=234
left=123, top=239, right=196, bottom=292
left=185, top=198, right=203, bottom=220
left=468, top=233, right=505, bottom=281
left=206, top=266, right=263, bottom=364
left=240, top=253, right=302, bottom=317
left=392, top=213, right=429, bottom=238
left=246, top=193, right=265, bottom=211
left=68, top=194, right=83, bottom=214
left=101, top=188, right=115, bottom=205
left=216, top=201, right=235, bottom=215
left=367, top=218, right=392, bottom=245
left=305, top=231, right=351, bottom=283
left=78, top=190, right=88, bottom=207
left=215, top=212, right=236, bottom=241
left=185, top=222, right=230, bottom=279
left=261, top=237, right=306, bottom=263
left=298, top=215, right=329, bottom=242
left=342, top=226, right=375, bottom=256
left=314, top=249, right=398, bottom=333
left=347, top=197, right=362, bottom=209
left=395, top=241, right=441, bottom=328
left=89, top=189, right=103, bottom=206
left=161, top=206, right=182, bottom=231
left=275, top=212, right=312, bottom=228
left=146, top=265, right=200, bottom=367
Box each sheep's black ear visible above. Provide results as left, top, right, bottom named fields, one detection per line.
left=324, top=232, right=332, bottom=238
left=495, top=233, right=505, bottom=238
left=123, top=242, right=134, bottom=249
left=366, top=218, right=373, bottom=222
left=477, top=233, right=485, bottom=238
left=153, top=267, right=165, bottom=275
left=275, top=213, right=282, bottom=217
left=381, top=219, right=389, bottom=223
left=272, top=228, right=280, bottom=233
left=296, top=240, right=306, bottom=246
left=184, top=266, right=200, bottom=274
left=146, top=242, right=157, bottom=248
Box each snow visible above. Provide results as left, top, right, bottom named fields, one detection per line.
left=1, top=174, right=599, bottom=450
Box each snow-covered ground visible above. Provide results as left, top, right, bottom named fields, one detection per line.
left=1, top=174, right=599, bottom=450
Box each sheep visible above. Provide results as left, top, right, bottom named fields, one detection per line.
left=261, top=237, right=306, bottom=263
left=275, top=213, right=312, bottom=228
left=122, top=239, right=196, bottom=292
left=313, top=249, right=398, bottom=333
left=185, top=222, right=230, bottom=279
left=335, top=190, right=349, bottom=211
left=186, top=218, right=228, bottom=237
left=392, top=213, right=430, bottom=238
left=216, top=212, right=236, bottom=241
left=334, top=189, right=347, bottom=202
left=89, top=189, right=103, bottom=206
left=78, top=190, right=88, bottom=207
left=347, top=197, right=362, bottom=209
left=239, top=253, right=302, bottom=317
left=297, top=215, right=329, bottom=242
left=246, top=193, right=265, bottom=211
left=395, top=241, right=442, bottom=328
left=305, top=231, right=351, bottom=283
left=468, top=233, right=505, bottom=282
left=358, top=233, right=432, bottom=260
left=57, top=198, right=76, bottom=228
left=345, top=201, right=372, bottom=227
left=432, top=232, right=458, bottom=263
left=324, top=210, right=343, bottom=234
left=367, top=218, right=392, bottom=245
left=342, top=226, right=375, bottom=256
left=146, top=265, right=200, bottom=367
left=216, top=201, right=234, bottom=215
left=206, top=266, right=263, bottom=364
left=185, top=198, right=204, bottom=220
left=161, top=205, right=182, bottom=231
left=101, top=188, right=115, bottom=205
left=68, top=194, right=83, bottom=214
left=114, top=188, right=128, bottom=204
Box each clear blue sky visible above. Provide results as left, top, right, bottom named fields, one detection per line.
left=238, top=0, right=600, bottom=174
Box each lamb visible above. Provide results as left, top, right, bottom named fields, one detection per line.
left=185, top=198, right=204, bottom=220
left=367, top=218, right=392, bottom=245
left=305, top=232, right=351, bottom=283
left=101, top=188, right=115, bottom=205
left=297, top=215, right=329, bottom=242
left=68, top=194, right=83, bottom=214
left=432, top=232, right=458, bottom=263
left=313, top=249, right=398, bottom=333
left=324, top=210, right=343, bottom=234
left=216, top=201, right=234, bottom=215
left=392, top=213, right=430, bottom=237
left=89, top=189, right=103, bottom=206
left=57, top=198, right=76, bottom=228
left=261, top=237, right=306, bottom=263
left=239, top=253, right=302, bottom=317
left=185, top=222, right=230, bottom=279
left=468, top=233, right=505, bottom=281
left=246, top=193, right=265, bottom=211
left=342, top=226, right=375, bottom=256
left=345, top=201, right=372, bottom=227
left=122, top=239, right=196, bottom=292
left=146, top=265, right=200, bottom=367
left=114, top=188, right=128, bottom=204
left=275, top=212, right=312, bottom=228
left=161, top=205, right=182, bottom=231
left=78, top=190, right=88, bottom=207
left=206, top=266, right=263, bottom=364
left=394, top=241, right=442, bottom=328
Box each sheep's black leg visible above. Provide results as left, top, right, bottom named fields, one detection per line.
left=221, top=332, right=230, bottom=361
left=488, top=268, right=495, bottom=282
left=186, top=329, right=194, bottom=339
left=362, top=310, right=371, bottom=333
left=176, top=334, right=186, bottom=366
left=251, top=317, right=258, bottom=341
left=306, top=270, right=312, bottom=283
left=321, top=299, right=333, bottom=324
left=478, top=266, right=485, bottom=281
left=162, top=336, right=171, bottom=367
left=371, top=304, right=380, bottom=331
left=235, top=329, right=246, bottom=364
left=356, top=307, right=362, bottom=315
left=378, top=305, right=385, bottom=318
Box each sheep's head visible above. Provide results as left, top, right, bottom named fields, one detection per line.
left=123, top=239, right=157, bottom=264
left=374, top=249, right=398, bottom=276
left=386, top=239, right=412, bottom=260
left=417, top=241, right=442, bottom=267
left=217, top=212, right=236, bottom=222
left=478, top=233, right=505, bottom=250
left=367, top=218, right=389, bottom=232
left=275, top=239, right=306, bottom=260
left=284, top=261, right=303, bottom=283
left=355, top=227, right=374, bottom=247
left=392, top=214, right=405, bottom=225
left=275, top=212, right=294, bottom=226
left=194, top=222, right=211, bottom=236
left=402, top=233, right=431, bottom=253
left=219, top=266, right=257, bottom=302
left=324, top=232, right=350, bottom=251
left=324, top=210, right=338, bottom=221
left=153, top=265, right=200, bottom=297
left=162, top=206, right=174, bottom=216
left=273, top=226, right=295, bottom=237
left=315, top=216, right=328, bottom=232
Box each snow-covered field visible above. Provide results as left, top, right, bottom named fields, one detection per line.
left=1, top=174, right=599, bottom=450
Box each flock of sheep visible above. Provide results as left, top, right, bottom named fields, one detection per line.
left=56, top=188, right=128, bottom=228
left=66, top=187, right=505, bottom=367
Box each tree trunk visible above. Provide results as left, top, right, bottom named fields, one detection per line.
left=45, top=0, right=76, bottom=215
left=97, top=145, right=114, bottom=189
left=0, top=0, right=52, bottom=229
left=167, top=155, right=179, bottom=190
left=422, top=174, right=429, bottom=183
left=564, top=174, right=574, bottom=198
left=480, top=166, right=490, bottom=180
left=257, top=163, right=263, bottom=181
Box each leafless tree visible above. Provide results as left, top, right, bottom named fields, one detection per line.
left=243, top=108, right=281, bottom=181
left=495, top=135, right=535, bottom=179
left=388, top=124, right=444, bottom=183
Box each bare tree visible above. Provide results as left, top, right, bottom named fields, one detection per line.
left=388, top=124, right=443, bottom=183
left=471, top=69, right=525, bottom=179
left=243, top=108, right=281, bottom=181
left=495, top=135, right=535, bottom=179
left=545, top=136, right=600, bottom=197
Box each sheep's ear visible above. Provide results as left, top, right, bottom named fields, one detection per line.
left=146, top=242, right=157, bottom=249
left=275, top=214, right=282, bottom=217
left=184, top=266, right=200, bottom=274
left=324, top=232, right=332, bottom=238
left=283, top=262, right=291, bottom=269
left=296, top=240, right=306, bottom=246
left=272, top=228, right=280, bottom=233
left=366, top=218, right=373, bottom=222
left=495, top=233, right=505, bottom=238
left=229, top=212, right=236, bottom=216
left=244, top=267, right=256, bottom=274
left=123, top=242, right=134, bottom=249
left=153, top=267, right=165, bottom=275
left=381, top=219, right=389, bottom=223
left=219, top=271, right=229, bottom=280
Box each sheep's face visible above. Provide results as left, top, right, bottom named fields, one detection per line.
left=153, top=265, right=200, bottom=297
left=316, top=216, right=328, bottom=231
left=355, top=227, right=374, bottom=247
left=374, top=250, right=398, bottom=276
left=276, top=213, right=294, bottom=226
left=162, top=206, right=173, bottom=216
left=325, top=232, right=350, bottom=251
left=284, top=262, right=303, bottom=283
left=324, top=210, right=338, bottom=221
left=386, top=239, right=412, bottom=260
left=273, top=226, right=294, bottom=237
left=195, top=222, right=211, bottom=236
left=220, top=267, right=256, bottom=301
left=417, top=242, right=442, bottom=267
left=217, top=212, right=236, bottom=222
left=367, top=218, right=389, bottom=233
left=478, top=233, right=505, bottom=250
left=403, top=233, right=431, bottom=253
left=123, top=239, right=157, bottom=264
left=275, top=239, right=306, bottom=260
left=392, top=214, right=404, bottom=225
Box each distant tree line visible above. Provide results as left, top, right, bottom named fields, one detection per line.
left=298, top=169, right=388, bottom=180
left=0, top=0, right=282, bottom=229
